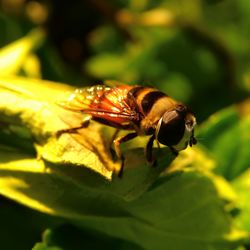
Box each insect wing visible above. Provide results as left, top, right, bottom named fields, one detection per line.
left=88, top=85, right=139, bottom=123
left=58, top=85, right=139, bottom=124
left=57, top=85, right=108, bottom=112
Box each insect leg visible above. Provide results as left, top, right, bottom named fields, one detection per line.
left=110, top=129, right=120, bottom=143
left=56, top=116, right=91, bottom=137
left=113, top=132, right=138, bottom=177
left=109, top=129, right=120, bottom=158
left=145, top=135, right=157, bottom=166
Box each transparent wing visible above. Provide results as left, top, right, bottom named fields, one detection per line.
left=57, top=85, right=139, bottom=123
left=57, top=85, right=110, bottom=111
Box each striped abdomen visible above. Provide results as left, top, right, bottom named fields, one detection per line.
left=129, top=86, right=177, bottom=116
left=127, top=86, right=178, bottom=134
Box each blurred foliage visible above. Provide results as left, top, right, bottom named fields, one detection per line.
left=0, top=0, right=250, bottom=249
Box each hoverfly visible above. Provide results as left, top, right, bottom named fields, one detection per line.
left=57, top=83, right=197, bottom=177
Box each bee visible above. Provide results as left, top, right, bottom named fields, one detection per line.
left=57, top=83, right=197, bottom=177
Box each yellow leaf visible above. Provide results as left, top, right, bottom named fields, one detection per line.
left=0, top=28, right=45, bottom=76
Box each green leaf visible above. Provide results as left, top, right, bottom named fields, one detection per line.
left=33, top=226, right=142, bottom=250
left=169, top=146, right=239, bottom=204
left=0, top=78, right=247, bottom=249
left=197, top=101, right=250, bottom=180
left=76, top=172, right=245, bottom=250
left=0, top=76, right=175, bottom=199
left=86, top=53, right=128, bottom=79
left=0, top=147, right=246, bottom=249
left=233, top=169, right=250, bottom=234
left=0, top=29, right=45, bottom=76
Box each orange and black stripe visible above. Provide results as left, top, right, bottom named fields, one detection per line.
left=128, top=86, right=167, bottom=115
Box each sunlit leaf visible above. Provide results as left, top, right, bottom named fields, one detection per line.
left=0, top=76, right=175, bottom=199
left=23, top=54, right=42, bottom=78
left=197, top=101, right=250, bottom=180
left=0, top=28, right=45, bottom=76
left=233, top=169, right=250, bottom=233
left=0, top=146, right=246, bottom=249
left=0, top=1, right=250, bottom=250
left=167, top=146, right=238, bottom=204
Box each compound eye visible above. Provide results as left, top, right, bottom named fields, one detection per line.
left=156, top=110, right=185, bottom=147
